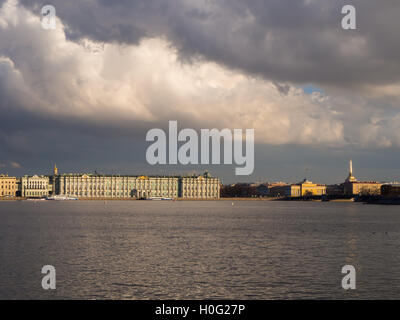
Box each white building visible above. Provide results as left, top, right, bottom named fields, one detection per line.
left=54, top=171, right=220, bottom=199
left=180, top=172, right=220, bottom=199
left=56, top=174, right=179, bottom=199
left=21, top=175, right=50, bottom=198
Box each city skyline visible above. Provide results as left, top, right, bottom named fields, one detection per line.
left=2, top=158, right=397, bottom=187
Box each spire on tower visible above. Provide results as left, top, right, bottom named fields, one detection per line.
left=54, top=164, right=58, bottom=175
left=346, top=159, right=356, bottom=182
left=349, top=159, right=353, bottom=176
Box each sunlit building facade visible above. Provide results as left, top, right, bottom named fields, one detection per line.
left=0, top=174, right=17, bottom=197
left=298, top=179, right=327, bottom=196
left=343, top=160, right=382, bottom=196
left=180, top=172, right=220, bottom=199
left=21, top=175, right=50, bottom=197
left=54, top=171, right=220, bottom=199
left=268, top=179, right=326, bottom=197
left=56, top=174, right=179, bottom=199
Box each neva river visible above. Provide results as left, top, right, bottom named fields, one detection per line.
left=0, top=200, right=399, bottom=299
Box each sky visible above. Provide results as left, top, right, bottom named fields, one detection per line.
left=0, top=0, right=400, bottom=184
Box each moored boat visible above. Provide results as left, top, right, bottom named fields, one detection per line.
left=46, top=195, right=78, bottom=201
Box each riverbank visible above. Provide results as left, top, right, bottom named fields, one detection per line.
left=0, top=197, right=354, bottom=202
left=0, top=197, right=26, bottom=201
left=1, top=197, right=275, bottom=201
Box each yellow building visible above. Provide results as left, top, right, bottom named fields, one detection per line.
left=0, top=174, right=17, bottom=197
left=343, top=159, right=382, bottom=196
left=297, top=179, right=327, bottom=196
left=268, top=179, right=326, bottom=197
left=344, top=181, right=382, bottom=196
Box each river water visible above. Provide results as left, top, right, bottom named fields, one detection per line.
left=0, top=200, right=399, bottom=299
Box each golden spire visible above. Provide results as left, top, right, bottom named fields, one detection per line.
left=349, top=159, right=353, bottom=176
left=347, top=159, right=356, bottom=182
left=54, top=164, right=58, bottom=175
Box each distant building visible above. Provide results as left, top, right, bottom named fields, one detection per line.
left=381, top=184, right=400, bottom=197
left=54, top=169, right=219, bottom=199
left=268, top=179, right=326, bottom=197
left=56, top=174, right=178, bottom=199
left=265, top=182, right=288, bottom=196
left=16, top=177, right=22, bottom=197
left=326, top=184, right=344, bottom=196
left=0, top=174, right=17, bottom=197
left=269, top=184, right=300, bottom=197
left=220, top=183, right=266, bottom=198
left=343, top=160, right=382, bottom=196
left=21, top=175, right=51, bottom=198
left=256, top=184, right=269, bottom=197
left=297, top=179, right=327, bottom=196
left=180, top=172, right=220, bottom=199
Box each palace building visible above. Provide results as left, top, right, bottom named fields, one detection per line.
left=0, top=174, right=17, bottom=197
left=180, top=171, right=220, bottom=199
left=21, top=175, right=51, bottom=198
left=52, top=168, right=220, bottom=199
left=55, top=174, right=179, bottom=199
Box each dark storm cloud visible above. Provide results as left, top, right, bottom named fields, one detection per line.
left=18, top=0, right=400, bottom=88
left=0, top=97, right=150, bottom=176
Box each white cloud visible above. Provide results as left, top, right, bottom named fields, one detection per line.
left=1, top=0, right=400, bottom=149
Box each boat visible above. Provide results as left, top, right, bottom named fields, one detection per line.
left=46, top=195, right=78, bottom=201
left=148, top=197, right=174, bottom=201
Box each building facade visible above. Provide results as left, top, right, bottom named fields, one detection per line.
left=268, top=179, right=326, bottom=197
left=268, top=184, right=301, bottom=197
left=0, top=175, right=17, bottom=197
left=21, top=175, right=51, bottom=198
left=344, top=181, right=382, bottom=196
left=56, top=174, right=179, bottom=199
left=54, top=171, right=220, bottom=199
left=326, top=184, right=345, bottom=196
left=298, top=179, right=327, bottom=196
left=343, top=160, right=382, bottom=196
left=381, top=184, right=400, bottom=197
left=180, top=172, right=220, bottom=199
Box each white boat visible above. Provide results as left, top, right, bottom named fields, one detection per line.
left=46, top=195, right=78, bottom=201
left=148, top=197, right=174, bottom=201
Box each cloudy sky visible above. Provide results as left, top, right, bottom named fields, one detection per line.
left=0, top=0, right=399, bottom=184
